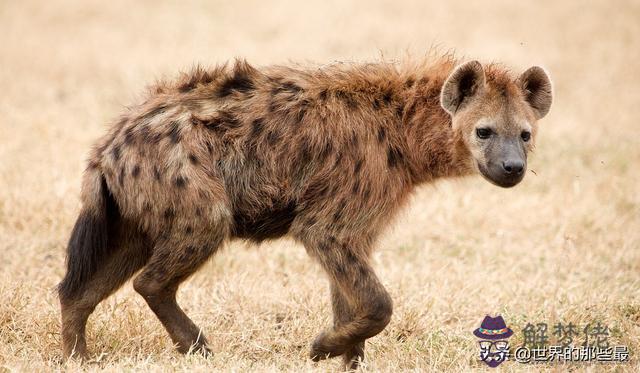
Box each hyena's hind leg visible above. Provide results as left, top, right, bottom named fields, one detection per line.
left=132, top=214, right=230, bottom=355
left=60, top=222, right=152, bottom=360
left=304, top=236, right=393, bottom=367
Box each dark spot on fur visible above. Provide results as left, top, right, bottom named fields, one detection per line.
left=205, top=141, right=214, bottom=154
left=195, top=207, right=203, bottom=217
left=377, top=127, right=386, bottom=143
left=267, top=129, right=281, bottom=145
left=273, top=81, right=302, bottom=96
left=218, top=70, right=255, bottom=97
left=179, top=81, right=197, bottom=93
left=319, top=89, right=328, bottom=101
left=284, top=82, right=302, bottom=93
left=203, top=111, right=240, bottom=133
left=354, top=159, right=363, bottom=174
left=333, top=152, right=344, bottom=169
left=319, top=141, right=333, bottom=161
left=247, top=149, right=263, bottom=167
left=387, top=145, right=405, bottom=168
left=167, top=121, right=181, bottom=143
left=299, top=137, right=312, bottom=165
left=131, top=165, right=140, bottom=178
left=143, top=202, right=152, bottom=212
left=405, top=103, right=417, bottom=122
left=119, top=166, right=126, bottom=186
left=153, top=166, right=161, bottom=181
left=382, top=90, right=393, bottom=105
left=185, top=226, right=193, bottom=234
left=188, top=153, right=199, bottom=165
left=112, top=143, right=121, bottom=161
left=163, top=208, right=175, bottom=220
left=250, top=118, right=264, bottom=140
left=332, top=204, right=344, bottom=224
left=124, top=127, right=135, bottom=145
left=139, top=126, right=151, bottom=142
left=345, top=249, right=358, bottom=264
left=372, top=97, right=381, bottom=110
left=358, top=263, right=368, bottom=277
left=174, top=176, right=188, bottom=188
left=405, top=78, right=415, bottom=88
left=87, top=161, right=99, bottom=170
left=185, top=246, right=197, bottom=256
left=179, top=68, right=214, bottom=93
left=352, top=179, right=360, bottom=194
left=336, top=91, right=357, bottom=108
left=140, top=104, right=168, bottom=122
left=268, top=98, right=279, bottom=113
left=349, top=132, right=359, bottom=148
left=396, top=104, right=404, bottom=119
left=296, top=99, right=310, bottom=121
left=363, top=186, right=372, bottom=200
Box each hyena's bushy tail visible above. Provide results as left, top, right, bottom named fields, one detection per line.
left=58, top=168, right=119, bottom=299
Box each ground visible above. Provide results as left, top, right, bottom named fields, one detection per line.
left=0, top=0, right=639, bottom=371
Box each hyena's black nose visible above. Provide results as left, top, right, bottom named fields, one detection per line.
left=502, top=160, right=524, bottom=175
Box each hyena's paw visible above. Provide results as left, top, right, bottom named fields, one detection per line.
left=178, top=336, right=213, bottom=358
left=190, top=341, right=213, bottom=358
left=342, top=342, right=365, bottom=371
left=309, top=329, right=350, bottom=362
left=63, top=347, right=89, bottom=363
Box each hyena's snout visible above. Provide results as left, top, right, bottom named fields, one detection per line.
left=481, top=141, right=527, bottom=188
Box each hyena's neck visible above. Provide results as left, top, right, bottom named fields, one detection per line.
left=323, top=61, right=474, bottom=185
left=385, top=68, right=474, bottom=185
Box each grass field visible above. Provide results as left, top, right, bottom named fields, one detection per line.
left=1, top=0, right=639, bottom=371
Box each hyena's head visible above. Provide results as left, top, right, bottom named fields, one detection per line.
left=440, top=61, right=553, bottom=188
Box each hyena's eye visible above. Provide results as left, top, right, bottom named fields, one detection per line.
left=476, top=128, right=493, bottom=140
left=521, top=131, right=531, bottom=142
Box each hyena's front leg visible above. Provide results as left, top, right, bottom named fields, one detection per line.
left=331, top=283, right=365, bottom=370
left=307, top=239, right=393, bottom=366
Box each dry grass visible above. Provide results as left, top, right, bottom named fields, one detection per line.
left=1, top=0, right=639, bottom=371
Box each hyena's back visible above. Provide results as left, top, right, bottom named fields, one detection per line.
left=91, top=61, right=407, bottom=244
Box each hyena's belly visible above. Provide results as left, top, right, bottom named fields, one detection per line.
left=231, top=201, right=298, bottom=243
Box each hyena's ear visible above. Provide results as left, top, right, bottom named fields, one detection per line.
left=518, top=66, right=553, bottom=119
left=440, top=60, right=486, bottom=115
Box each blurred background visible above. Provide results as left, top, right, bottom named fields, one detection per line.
left=1, top=1, right=638, bottom=371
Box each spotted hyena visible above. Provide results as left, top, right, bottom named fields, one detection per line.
left=59, top=56, right=552, bottom=369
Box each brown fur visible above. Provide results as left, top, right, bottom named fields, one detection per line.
left=58, top=55, right=550, bottom=368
